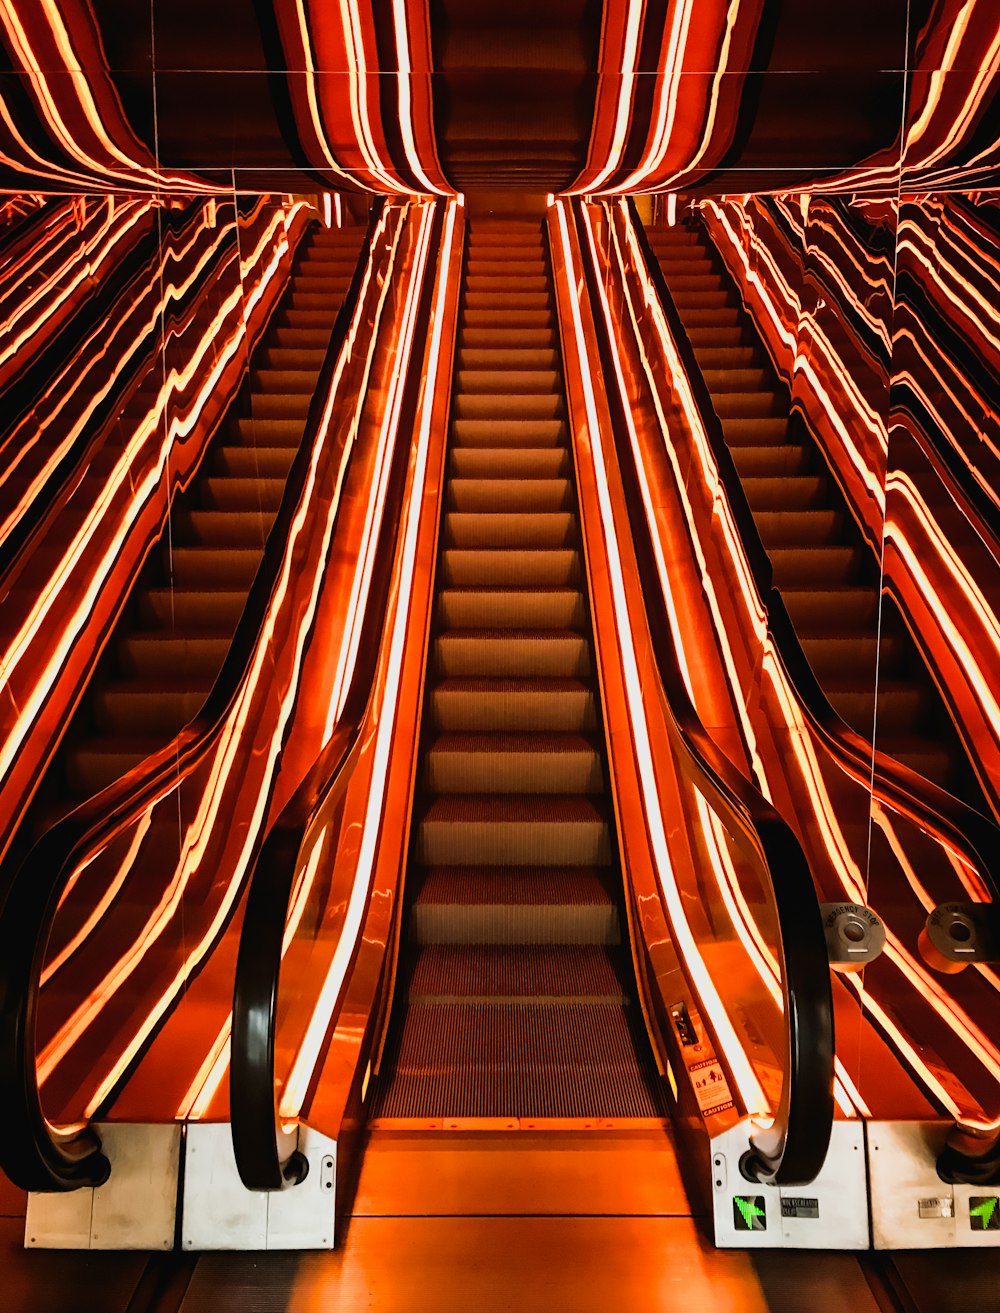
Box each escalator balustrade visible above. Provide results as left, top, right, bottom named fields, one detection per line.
left=28, top=223, right=363, bottom=826
left=647, top=220, right=980, bottom=804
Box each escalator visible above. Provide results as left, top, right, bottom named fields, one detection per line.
left=645, top=219, right=982, bottom=805
left=371, top=215, right=665, bottom=1120
left=21, top=220, right=363, bottom=832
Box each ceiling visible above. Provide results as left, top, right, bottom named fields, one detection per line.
left=0, top=0, right=996, bottom=194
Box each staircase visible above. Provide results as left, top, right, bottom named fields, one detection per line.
left=647, top=219, right=978, bottom=801
left=371, top=216, right=664, bottom=1121
left=34, top=222, right=364, bottom=817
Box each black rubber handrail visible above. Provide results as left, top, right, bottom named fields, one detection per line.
left=572, top=200, right=834, bottom=1186
left=0, top=200, right=386, bottom=1193
left=629, top=198, right=1000, bottom=902
left=628, top=200, right=1000, bottom=1182
left=0, top=201, right=276, bottom=583
left=230, top=201, right=447, bottom=1191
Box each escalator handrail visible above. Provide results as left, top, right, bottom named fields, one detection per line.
left=0, top=200, right=387, bottom=1193
left=627, top=197, right=1000, bottom=905
left=571, top=199, right=834, bottom=1186
left=230, top=201, right=447, bottom=1192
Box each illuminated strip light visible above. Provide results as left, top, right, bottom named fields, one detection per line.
left=589, top=203, right=860, bottom=1117
left=0, top=2, right=204, bottom=190
left=36, top=209, right=408, bottom=1106
left=323, top=216, right=437, bottom=730
left=771, top=199, right=893, bottom=354
left=0, top=200, right=75, bottom=283
left=337, top=0, right=404, bottom=191
left=610, top=0, right=746, bottom=194
left=899, top=226, right=1000, bottom=366
left=906, top=7, right=1000, bottom=171
left=0, top=85, right=131, bottom=191
left=892, top=341, right=1000, bottom=517
left=277, top=199, right=451, bottom=1120
left=0, top=212, right=294, bottom=804
left=705, top=201, right=887, bottom=514
left=610, top=0, right=695, bottom=194
left=0, top=206, right=243, bottom=542
left=568, top=0, right=644, bottom=194
left=609, top=203, right=775, bottom=794
left=558, top=200, right=768, bottom=1118
left=390, top=0, right=450, bottom=195
left=0, top=202, right=153, bottom=375
left=282, top=0, right=360, bottom=188
left=39, top=812, right=153, bottom=987
left=886, top=473, right=1000, bottom=768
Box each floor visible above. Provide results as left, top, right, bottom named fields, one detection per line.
left=3, top=1129, right=999, bottom=1312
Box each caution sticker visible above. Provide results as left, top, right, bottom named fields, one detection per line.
left=689, top=1058, right=734, bottom=1116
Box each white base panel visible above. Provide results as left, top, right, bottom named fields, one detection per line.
left=711, top=1119, right=869, bottom=1249
left=25, top=1122, right=180, bottom=1250
left=868, top=1120, right=1000, bottom=1248
left=181, top=1122, right=337, bottom=1251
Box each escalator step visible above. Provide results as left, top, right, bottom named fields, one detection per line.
left=169, top=547, right=262, bottom=587
left=249, top=391, right=312, bottom=419
left=417, top=794, right=612, bottom=867
left=446, top=477, right=573, bottom=513
left=755, top=508, right=844, bottom=546
left=455, top=368, right=561, bottom=394
left=457, top=349, right=559, bottom=370
left=460, top=328, right=555, bottom=349
left=230, top=417, right=304, bottom=446
left=453, top=392, right=564, bottom=420
left=692, top=345, right=760, bottom=369
left=91, top=682, right=209, bottom=734
left=770, top=545, right=866, bottom=586
left=438, top=586, right=585, bottom=629
left=411, top=871, right=619, bottom=945
left=430, top=676, right=597, bottom=732
left=443, top=511, right=576, bottom=549
left=173, top=508, right=276, bottom=547
left=214, top=446, right=296, bottom=478
left=201, top=477, right=286, bottom=511
left=425, top=732, right=602, bottom=794
left=449, top=446, right=570, bottom=478
left=434, top=629, right=590, bottom=678
left=64, top=738, right=167, bottom=794
left=730, top=444, right=811, bottom=476
left=406, top=945, right=626, bottom=1000
left=450, top=418, right=567, bottom=447
left=781, top=586, right=880, bottom=628
left=139, top=588, right=248, bottom=628
left=372, top=1001, right=663, bottom=1119
left=117, top=633, right=234, bottom=677
left=712, top=390, right=784, bottom=418
left=440, top=548, right=581, bottom=587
